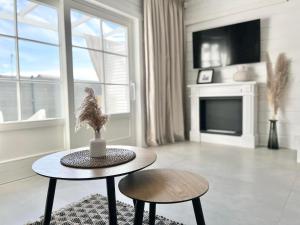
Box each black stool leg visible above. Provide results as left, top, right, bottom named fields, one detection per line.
left=43, top=178, right=57, bottom=225
left=133, top=199, right=137, bottom=206
left=134, top=200, right=145, bottom=225
left=106, top=177, right=117, bottom=225
left=149, top=203, right=156, bottom=225
left=192, top=198, right=205, bottom=225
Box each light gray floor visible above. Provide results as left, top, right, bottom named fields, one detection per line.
left=0, top=142, right=300, bottom=225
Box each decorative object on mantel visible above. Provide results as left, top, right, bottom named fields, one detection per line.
left=60, top=148, right=136, bottom=169
left=197, top=69, right=214, bottom=84
left=75, top=87, right=108, bottom=157
left=266, top=52, right=290, bottom=150
left=233, top=65, right=252, bottom=81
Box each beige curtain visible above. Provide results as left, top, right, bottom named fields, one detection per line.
left=144, top=0, right=185, bottom=146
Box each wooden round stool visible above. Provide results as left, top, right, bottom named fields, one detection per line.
left=118, top=169, right=209, bottom=225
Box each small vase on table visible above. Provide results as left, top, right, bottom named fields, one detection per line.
left=75, top=87, right=108, bottom=157
left=90, top=130, right=106, bottom=158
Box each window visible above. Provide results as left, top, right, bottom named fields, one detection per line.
left=0, top=0, right=61, bottom=123
left=71, top=9, right=130, bottom=115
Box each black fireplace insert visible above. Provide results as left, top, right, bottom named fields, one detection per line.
left=199, top=97, right=243, bottom=136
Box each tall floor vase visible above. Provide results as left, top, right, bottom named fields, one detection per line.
left=268, top=120, right=279, bottom=150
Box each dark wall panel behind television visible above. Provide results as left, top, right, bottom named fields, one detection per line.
left=193, top=19, right=261, bottom=69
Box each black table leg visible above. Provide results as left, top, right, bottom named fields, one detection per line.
left=149, top=203, right=156, bottom=225
left=43, top=178, right=57, bottom=225
left=134, top=200, right=145, bottom=225
left=192, top=198, right=206, bottom=225
left=106, top=177, right=117, bottom=225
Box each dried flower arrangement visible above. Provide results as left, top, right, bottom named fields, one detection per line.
left=75, top=87, right=108, bottom=136
left=266, top=53, right=289, bottom=120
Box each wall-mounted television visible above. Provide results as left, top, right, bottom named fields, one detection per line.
left=192, top=19, right=261, bottom=69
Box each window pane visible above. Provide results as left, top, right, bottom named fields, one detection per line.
left=71, top=10, right=102, bottom=50
left=17, top=0, right=58, bottom=44
left=102, top=20, right=127, bottom=55
left=0, top=0, right=15, bottom=35
left=74, top=82, right=104, bottom=111
left=0, top=37, right=16, bottom=78
left=20, top=81, right=61, bottom=120
left=72, top=47, right=103, bottom=82
left=0, top=81, right=18, bottom=122
left=105, top=85, right=129, bottom=114
left=104, top=54, right=128, bottom=84
left=19, top=40, right=60, bottom=80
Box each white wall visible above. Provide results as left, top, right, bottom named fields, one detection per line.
left=184, top=0, right=300, bottom=149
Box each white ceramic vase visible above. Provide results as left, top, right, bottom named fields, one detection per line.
left=90, top=131, right=106, bottom=158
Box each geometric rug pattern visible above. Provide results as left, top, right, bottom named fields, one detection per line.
left=26, top=194, right=184, bottom=225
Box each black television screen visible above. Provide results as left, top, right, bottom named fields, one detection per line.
left=192, top=19, right=261, bottom=69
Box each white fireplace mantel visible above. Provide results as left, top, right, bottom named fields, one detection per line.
left=188, top=82, right=257, bottom=148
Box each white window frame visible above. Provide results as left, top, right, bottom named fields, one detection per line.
left=59, top=0, right=137, bottom=148
left=0, top=0, right=64, bottom=129
left=69, top=1, right=133, bottom=116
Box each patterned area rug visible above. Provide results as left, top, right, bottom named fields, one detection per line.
left=26, top=194, right=184, bottom=225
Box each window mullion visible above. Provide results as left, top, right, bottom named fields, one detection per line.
left=100, top=19, right=107, bottom=113
left=14, top=0, right=22, bottom=121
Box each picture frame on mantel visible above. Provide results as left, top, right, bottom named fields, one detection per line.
left=197, top=69, right=214, bottom=84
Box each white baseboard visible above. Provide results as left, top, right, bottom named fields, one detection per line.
left=0, top=150, right=59, bottom=185
left=201, top=133, right=256, bottom=148
left=190, top=130, right=256, bottom=149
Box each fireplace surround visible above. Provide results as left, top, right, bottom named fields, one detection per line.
left=188, top=82, right=257, bottom=148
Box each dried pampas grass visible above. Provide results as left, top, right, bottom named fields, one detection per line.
left=75, top=87, right=108, bottom=133
left=266, top=52, right=289, bottom=119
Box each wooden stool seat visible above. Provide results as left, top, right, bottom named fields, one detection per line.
left=118, top=169, right=209, bottom=225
